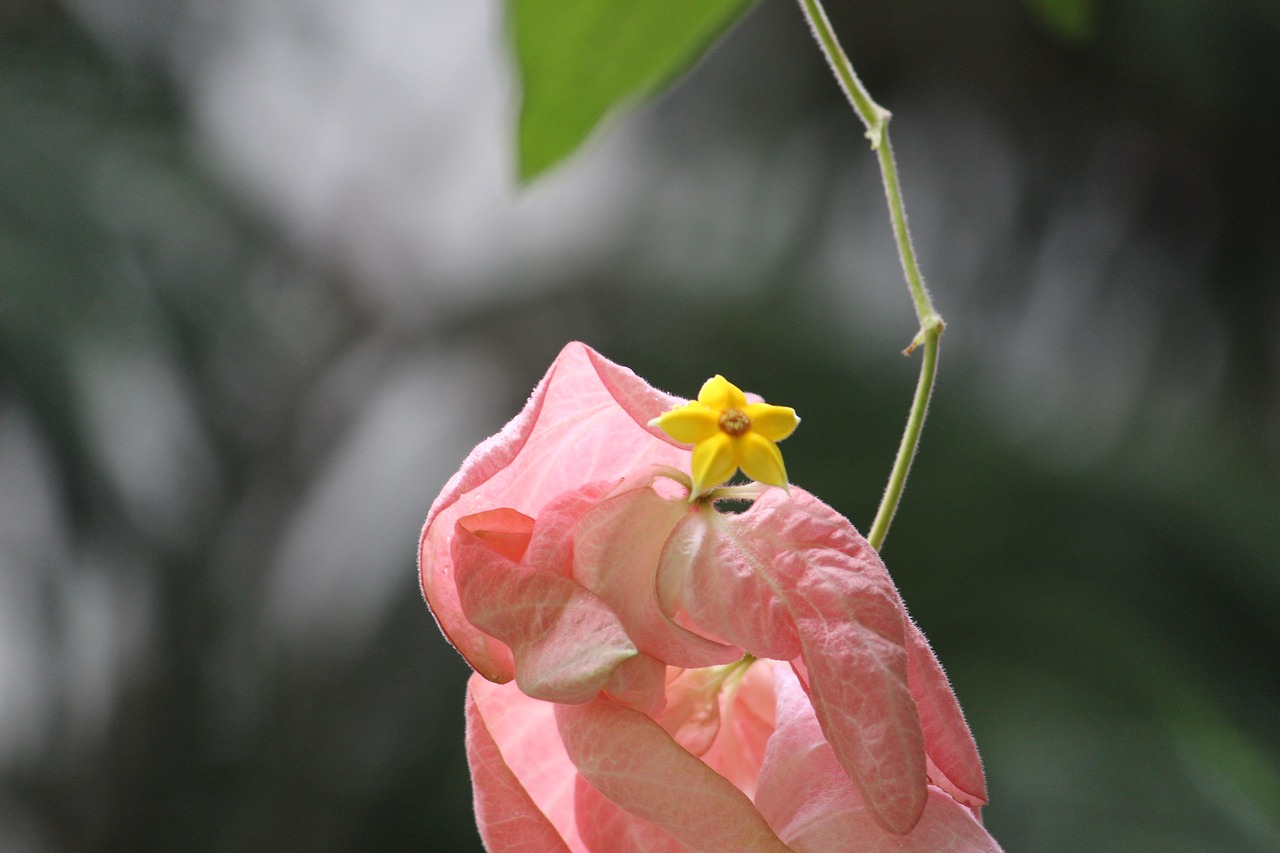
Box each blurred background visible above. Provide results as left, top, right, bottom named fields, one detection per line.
left=2, top=0, right=1278, bottom=850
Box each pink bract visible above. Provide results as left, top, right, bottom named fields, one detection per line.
left=421, top=343, right=689, bottom=683
left=421, top=342, right=999, bottom=851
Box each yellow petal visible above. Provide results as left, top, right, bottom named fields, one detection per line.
left=744, top=403, right=799, bottom=442
left=690, top=432, right=739, bottom=495
left=697, top=375, right=748, bottom=412
left=650, top=402, right=719, bottom=444
left=737, top=432, right=788, bottom=488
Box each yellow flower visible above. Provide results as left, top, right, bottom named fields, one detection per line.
left=649, top=375, right=799, bottom=497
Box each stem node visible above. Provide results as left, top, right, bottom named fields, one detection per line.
left=796, top=0, right=942, bottom=551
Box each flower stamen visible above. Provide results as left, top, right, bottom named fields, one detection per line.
left=718, top=408, right=751, bottom=436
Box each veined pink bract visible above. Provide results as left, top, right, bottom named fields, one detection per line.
left=420, top=342, right=999, bottom=852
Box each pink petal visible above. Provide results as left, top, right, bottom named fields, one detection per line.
left=574, top=478, right=742, bottom=669
left=788, top=627, right=989, bottom=814
left=454, top=511, right=641, bottom=705
left=467, top=676, right=578, bottom=852
left=905, top=621, right=988, bottom=807
left=698, top=658, right=778, bottom=799
left=654, top=667, right=728, bottom=757
left=555, top=696, right=791, bottom=852
left=667, top=487, right=928, bottom=833
left=601, top=653, right=668, bottom=716
left=421, top=342, right=690, bottom=680
left=755, top=667, right=1003, bottom=853
left=659, top=510, right=801, bottom=660
left=651, top=660, right=778, bottom=797
left=523, top=482, right=617, bottom=581
left=573, top=776, right=689, bottom=853
left=458, top=506, right=537, bottom=563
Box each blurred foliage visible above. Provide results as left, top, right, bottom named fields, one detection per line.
left=1023, top=0, right=1095, bottom=40
left=509, top=0, right=753, bottom=179
left=0, top=9, right=482, bottom=853
left=1, top=0, right=1278, bottom=852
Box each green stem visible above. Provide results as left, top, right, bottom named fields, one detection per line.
left=866, top=326, right=939, bottom=550
left=796, top=0, right=944, bottom=551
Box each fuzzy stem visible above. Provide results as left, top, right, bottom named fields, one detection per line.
left=795, top=0, right=944, bottom=551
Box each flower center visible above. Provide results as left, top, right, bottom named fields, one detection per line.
left=718, top=407, right=751, bottom=437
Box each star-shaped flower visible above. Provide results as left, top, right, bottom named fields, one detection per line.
left=649, top=375, right=799, bottom=497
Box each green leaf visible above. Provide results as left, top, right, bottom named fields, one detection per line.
left=1023, top=0, right=1095, bottom=41
left=509, top=0, right=755, bottom=182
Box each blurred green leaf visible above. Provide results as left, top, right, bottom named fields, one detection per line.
left=1024, top=0, right=1095, bottom=40
left=1169, top=707, right=1280, bottom=850
left=508, top=0, right=755, bottom=181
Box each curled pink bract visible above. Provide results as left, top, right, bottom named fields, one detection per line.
left=421, top=343, right=999, bottom=851
left=421, top=342, right=689, bottom=682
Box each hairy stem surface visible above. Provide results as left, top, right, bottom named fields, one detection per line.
left=796, top=0, right=944, bottom=551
